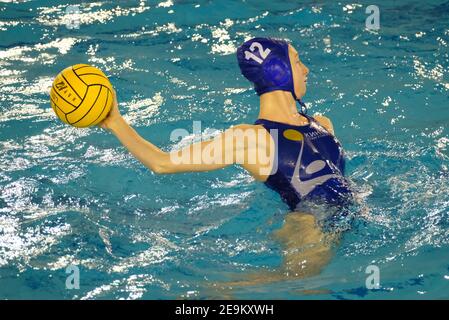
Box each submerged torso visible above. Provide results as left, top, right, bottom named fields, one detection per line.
left=255, top=114, right=352, bottom=210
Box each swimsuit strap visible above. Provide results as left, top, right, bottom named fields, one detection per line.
left=299, top=112, right=329, bottom=131
left=297, top=99, right=308, bottom=115
left=298, top=112, right=314, bottom=125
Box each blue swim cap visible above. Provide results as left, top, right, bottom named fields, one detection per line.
left=237, top=37, right=297, bottom=99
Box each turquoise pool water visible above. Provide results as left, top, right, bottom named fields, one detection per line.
left=1, top=0, right=449, bottom=299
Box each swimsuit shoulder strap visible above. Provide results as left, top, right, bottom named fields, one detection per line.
left=298, top=112, right=315, bottom=124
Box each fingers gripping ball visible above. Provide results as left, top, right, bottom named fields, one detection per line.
left=50, top=64, right=114, bottom=128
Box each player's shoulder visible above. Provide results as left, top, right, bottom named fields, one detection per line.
left=228, top=123, right=262, bottom=131
left=312, top=113, right=334, bottom=134
left=312, top=113, right=332, bottom=123
left=223, top=123, right=271, bottom=139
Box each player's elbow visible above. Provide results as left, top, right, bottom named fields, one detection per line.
left=152, top=164, right=166, bottom=174
left=151, top=159, right=173, bottom=174
left=143, top=152, right=173, bottom=174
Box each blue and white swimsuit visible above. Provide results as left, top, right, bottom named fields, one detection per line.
left=255, top=114, right=352, bottom=211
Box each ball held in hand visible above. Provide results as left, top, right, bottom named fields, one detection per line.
left=50, top=64, right=114, bottom=128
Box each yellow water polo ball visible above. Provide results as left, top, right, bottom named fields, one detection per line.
left=50, top=64, right=114, bottom=128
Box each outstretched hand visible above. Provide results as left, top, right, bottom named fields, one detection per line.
left=98, top=89, right=122, bottom=130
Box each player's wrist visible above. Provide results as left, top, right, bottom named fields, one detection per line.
left=108, top=115, right=127, bottom=134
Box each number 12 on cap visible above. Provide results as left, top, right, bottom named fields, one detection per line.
left=245, top=42, right=271, bottom=64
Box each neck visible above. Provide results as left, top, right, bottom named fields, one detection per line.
left=258, top=90, right=308, bottom=125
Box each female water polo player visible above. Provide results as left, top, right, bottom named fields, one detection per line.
left=99, top=37, right=352, bottom=284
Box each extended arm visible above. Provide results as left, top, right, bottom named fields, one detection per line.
left=100, top=93, right=272, bottom=180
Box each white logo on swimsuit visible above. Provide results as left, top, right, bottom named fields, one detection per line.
left=304, top=130, right=328, bottom=140
left=290, top=136, right=339, bottom=197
